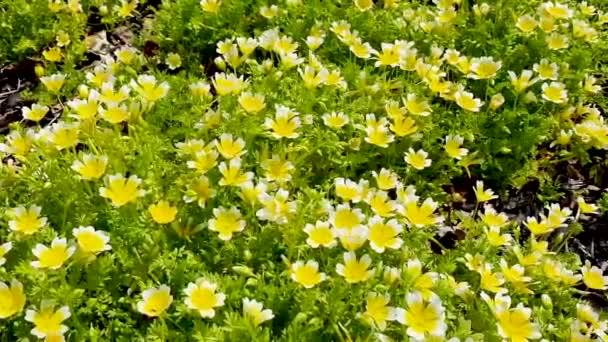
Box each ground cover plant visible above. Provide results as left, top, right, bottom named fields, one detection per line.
left=1, top=0, right=608, bottom=340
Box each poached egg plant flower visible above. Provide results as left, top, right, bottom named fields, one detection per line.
left=137, top=285, right=173, bottom=317
left=99, top=174, right=146, bottom=207
left=183, top=279, right=226, bottom=318
left=25, top=300, right=71, bottom=339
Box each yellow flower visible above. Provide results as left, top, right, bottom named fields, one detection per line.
left=99, top=103, right=130, bottom=124
left=85, top=65, right=114, bottom=88
left=464, top=253, right=485, bottom=273
left=22, top=104, right=49, bottom=122
left=403, top=94, right=432, bottom=117
left=265, top=105, right=301, bottom=139
left=533, top=59, right=559, bottom=80
left=372, top=168, right=398, bottom=190
left=236, top=37, right=258, bottom=56
left=516, top=15, right=537, bottom=33
left=336, top=252, right=374, bottom=283
left=305, top=34, right=324, bottom=51
left=298, top=66, right=326, bottom=89
left=99, top=82, right=130, bottom=104
left=130, top=75, right=169, bottom=102
left=148, top=201, right=178, bottom=224
left=304, top=221, right=337, bottom=248
left=469, top=57, right=502, bottom=80
left=273, top=35, right=299, bottom=55
left=404, top=148, right=431, bottom=170
left=480, top=205, right=509, bottom=228
left=256, top=189, right=297, bottom=224
left=208, top=207, right=245, bottom=240
left=56, top=31, right=70, bottom=47
left=577, top=197, right=599, bottom=215
left=212, top=72, right=247, bottom=96
left=366, top=190, right=397, bottom=217
left=9, top=205, right=47, bottom=235
left=40, top=74, right=66, bottom=93
left=541, top=1, right=572, bottom=20
left=67, top=91, right=100, bottom=120
left=115, top=0, right=137, bottom=17
left=184, top=279, right=225, bottom=318
left=361, top=293, right=397, bottom=330
left=390, top=116, right=418, bottom=137
left=405, top=259, right=438, bottom=300
left=99, top=174, right=146, bottom=207
left=384, top=100, right=405, bottom=119
left=500, top=259, right=531, bottom=287
left=187, top=148, right=219, bottom=174
left=218, top=159, right=253, bottom=187
left=238, top=92, right=266, bottom=114
left=349, top=39, right=376, bottom=59
left=399, top=197, right=443, bottom=227
left=395, top=292, right=447, bottom=340
left=329, top=203, right=366, bottom=232
left=524, top=217, right=552, bottom=236
left=337, top=226, right=369, bottom=251
left=324, top=69, right=346, bottom=88
left=479, top=263, right=505, bottom=293
left=190, top=81, right=211, bottom=98
left=239, top=181, right=267, bottom=206
left=374, top=43, right=401, bottom=67
left=546, top=33, right=569, bottom=50
left=495, top=304, right=541, bottom=342
left=383, top=266, right=401, bottom=285
left=0, top=129, right=36, bottom=156
left=261, top=155, right=294, bottom=183
left=115, top=47, right=138, bottom=65
left=214, top=134, right=246, bottom=159
left=0, top=242, right=12, bottom=266
left=25, top=300, right=70, bottom=339
left=354, top=0, right=373, bottom=11
left=335, top=178, right=364, bottom=202
left=291, top=260, right=327, bottom=288
left=365, top=118, right=394, bottom=147
left=259, top=5, right=279, bottom=19
left=368, top=216, right=403, bottom=253
left=71, top=154, right=108, bottom=180
left=486, top=226, right=512, bottom=247
left=513, top=246, right=542, bottom=268
left=582, top=76, right=601, bottom=94
left=48, top=123, right=79, bottom=150
left=243, top=298, right=274, bottom=326
left=31, top=238, right=75, bottom=270
left=43, top=47, right=63, bottom=62
left=508, top=70, right=539, bottom=93
left=444, top=135, right=468, bottom=159
left=0, top=279, right=26, bottom=319
left=165, top=53, right=181, bottom=70
left=576, top=303, right=603, bottom=332
left=137, top=285, right=173, bottom=317
left=322, top=112, right=350, bottom=129
left=473, top=181, right=497, bottom=202
left=582, top=260, right=608, bottom=290
left=72, top=226, right=111, bottom=254
left=183, top=176, right=215, bottom=207
left=455, top=88, right=484, bottom=112
left=545, top=203, right=571, bottom=228
left=200, top=0, right=221, bottom=13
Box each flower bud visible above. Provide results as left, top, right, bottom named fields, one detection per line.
left=35, top=65, right=46, bottom=77
left=214, top=56, right=226, bottom=71
left=541, top=294, right=553, bottom=309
